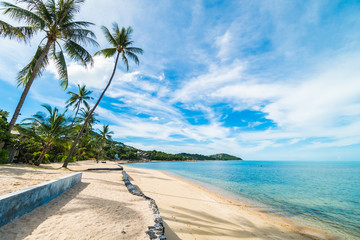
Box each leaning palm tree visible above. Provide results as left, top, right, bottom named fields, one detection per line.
left=17, top=104, right=69, bottom=166
left=0, top=0, right=98, bottom=132
left=62, top=23, right=143, bottom=168
left=66, top=84, right=93, bottom=125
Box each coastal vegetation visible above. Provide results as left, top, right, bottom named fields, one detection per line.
left=17, top=105, right=69, bottom=166
left=0, top=105, right=241, bottom=164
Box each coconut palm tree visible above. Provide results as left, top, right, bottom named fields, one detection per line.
left=77, top=105, right=98, bottom=131
left=18, top=104, right=69, bottom=166
left=98, top=125, right=113, bottom=146
left=66, top=84, right=93, bottom=125
left=0, top=0, right=98, bottom=132
left=63, top=23, right=143, bottom=168
left=96, top=124, right=113, bottom=159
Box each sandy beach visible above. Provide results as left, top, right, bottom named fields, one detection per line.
left=0, top=161, right=333, bottom=240
left=124, top=165, right=331, bottom=240
left=0, top=161, right=154, bottom=240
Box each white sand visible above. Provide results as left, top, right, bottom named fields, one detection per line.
left=124, top=165, right=332, bottom=240
left=0, top=161, right=154, bottom=240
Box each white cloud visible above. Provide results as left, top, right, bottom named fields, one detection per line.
left=216, top=30, right=232, bottom=61
left=173, top=59, right=246, bottom=103
left=66, top=55, right=114, bottom=89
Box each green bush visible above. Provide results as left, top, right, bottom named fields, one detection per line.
left=60, top=155, right=76, bottom=162
left=32, top=151, right=42, bottom=161
left=57, top=155, right=65, bottom=162
left=41, top=154, right=51, bottom=164
left=47, top=154, right=55, bottom=162
left=0, top=149, right=9, bottom=164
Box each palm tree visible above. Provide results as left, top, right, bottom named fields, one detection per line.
left=96, top=124, right=113, bottom=159
left=66, top=84, right=93, bottom=125
left=0, top=0, right=98, bottom=132
left=18, top=104, right=69, bottom=166
left=98, top=125, right=113, bottom=146
left=78, top=105, right=98, bottom=131
left=63, top=23, right=143, bottom=168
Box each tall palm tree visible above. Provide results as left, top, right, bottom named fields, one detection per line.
left=0, top=0, right=98, bottom=132
left=18, top=104, right=69, bottom=166
left=66, top=84, right=93, bottom=124
left=63, top=23, right=143, bottom=168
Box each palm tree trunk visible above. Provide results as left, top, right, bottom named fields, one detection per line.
left=8, top=39, right=53, bottom=132
left=63, top=52, right=121, bottom=168
left=35, top=143, right=50, bottom=166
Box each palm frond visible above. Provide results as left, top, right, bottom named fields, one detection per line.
left=125, top=26, right=133, bottom=37
left=52, top=48, right=68, bottom=89
left=127, top=47, right=144, bottom=55
left=83, top=100, right=90, bottom=109
left=94, top=47, right=117, bottom=58
left=1, top=2, right=45, bottom=28
left=100, top=25, right=117, bottom=47
left=62, top=28, right=99, bottom=47
left=56, top=0, right=85, bottom=26
left=17, top=44, right=49, bottom=87
left=64, top=40, right=93, bottom=67
left=121, top=52, right=129, bottom=71
left=61, top=20, right=94, bottom=29
left=0, top=20, right=36, bottom=42
left=22, top=0, right=53, bottom=23
left=126, top=51, right=140, bottom=65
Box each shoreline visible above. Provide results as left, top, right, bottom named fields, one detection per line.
left=160, top=170, right=336, bottom=240
left=124, top=165, right=335, bottom=240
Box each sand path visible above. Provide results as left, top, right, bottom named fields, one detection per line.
left=124, top=165, right=328, bottom=240
left=0, top=161, right=153, bottom=240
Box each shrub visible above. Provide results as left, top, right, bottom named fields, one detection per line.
left=32, top=151, right=42, bottom=161
left=57, top=155, right=65, bottom=162
left=46, top=154, right=55, bottom=162
left=0, top=149, right=9, bottom=164
left=60, top=155, right=76, bottom=162
left=41, top=154, right=51, bottom=164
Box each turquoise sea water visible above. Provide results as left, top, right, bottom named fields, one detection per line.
left=128, top=161, right=360, bottom=239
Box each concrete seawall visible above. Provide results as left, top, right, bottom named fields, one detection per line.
left=0, top=172, right=82, bottom=227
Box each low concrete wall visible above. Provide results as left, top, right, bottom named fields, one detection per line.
left=0, top=172, right=82, bottom=227
left=123, top=170, right=166, bottom=240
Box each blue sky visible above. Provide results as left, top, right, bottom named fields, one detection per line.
left=1, top=0, right=360, bottom=160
